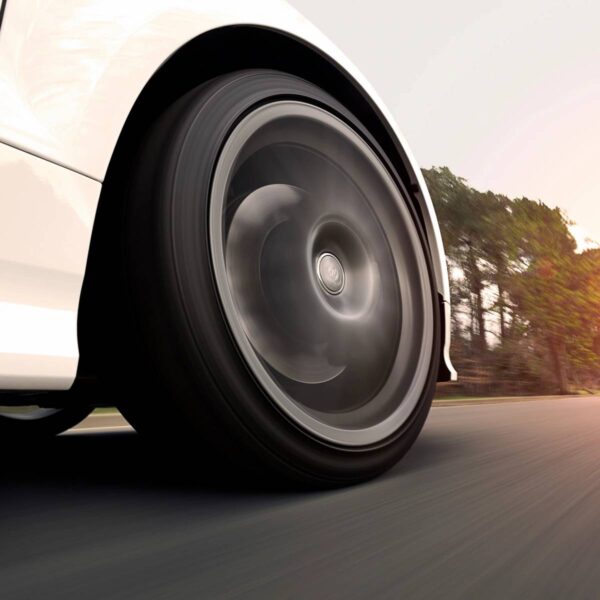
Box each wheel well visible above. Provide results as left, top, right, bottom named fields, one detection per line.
left=77, top=25, right=437, bottom=385
left=103, top=25, right=420, bottom=200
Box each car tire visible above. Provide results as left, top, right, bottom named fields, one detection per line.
left=111, top=70, right=440, bottom=486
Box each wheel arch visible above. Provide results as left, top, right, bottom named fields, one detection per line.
left=79, top=25, right=456, bottom=384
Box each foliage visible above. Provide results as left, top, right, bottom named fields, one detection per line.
left=424, top=167, right=600, bottom=395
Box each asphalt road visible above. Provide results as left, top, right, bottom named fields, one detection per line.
left=3, top=396, right=600, bottom=599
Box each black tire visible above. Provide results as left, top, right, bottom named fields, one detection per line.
left=111, top=70, right=440, bottom=486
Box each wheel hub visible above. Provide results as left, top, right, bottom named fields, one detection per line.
left=316, top=252, right=345, bottom=295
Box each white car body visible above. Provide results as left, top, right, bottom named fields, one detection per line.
left=0, top=0, right=455, bottom=391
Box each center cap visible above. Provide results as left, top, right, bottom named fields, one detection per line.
left=316, top=252, right=345, bottom=295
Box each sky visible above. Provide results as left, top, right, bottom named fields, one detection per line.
left=290, top=0, right=600, bottom=246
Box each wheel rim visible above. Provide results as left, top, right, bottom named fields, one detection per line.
left=209, top=101, right=434, bottom=446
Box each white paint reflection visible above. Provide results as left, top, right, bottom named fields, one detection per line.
left=0, top=301, right=77, bottom=357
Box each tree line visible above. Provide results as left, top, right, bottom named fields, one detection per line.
left=424, top=167, right=600, bottom=396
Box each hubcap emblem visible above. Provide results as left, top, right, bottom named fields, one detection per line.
left=316, top=253, right=345, bottom=295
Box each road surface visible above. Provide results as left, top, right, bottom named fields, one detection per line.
left=3, top=396, right=600, bottom=599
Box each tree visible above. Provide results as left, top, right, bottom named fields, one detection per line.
left=423, top=167, right=494, bottom=354
left=424, top=166, right=600, bottom=396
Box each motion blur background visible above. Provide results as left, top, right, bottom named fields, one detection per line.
left=292, top=0, right=600, bottom=398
